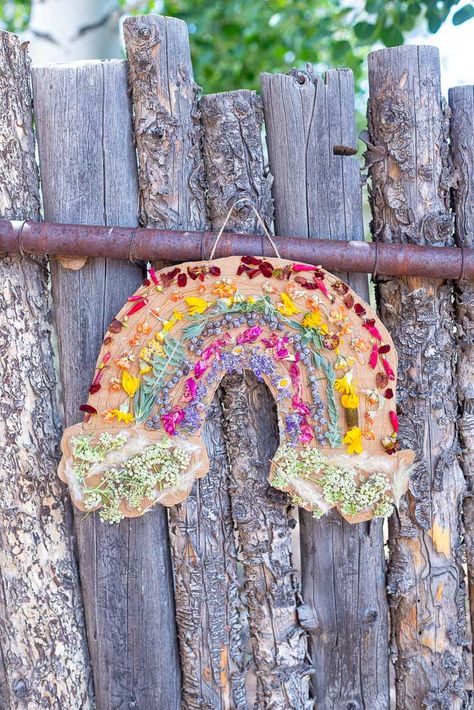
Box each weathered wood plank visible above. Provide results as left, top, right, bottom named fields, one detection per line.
left=367, top=46, right=468, bottom=708
left=123, top=15, right=218, bottom=708
left=201, top=88, right=311, bottom=708
left=32, top=59, right=180, bottom=709
left=123, top=14, right=207, bottom=232
left=0, top=31, right=93, bottom=709
left=261, top=67, right=389, bottom=709
left=450, top=84, right=474, bottom=680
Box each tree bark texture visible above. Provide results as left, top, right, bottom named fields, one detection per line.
left=367, top=46, right=468, bottom=709
left=449, top=84, right=474, bottom=680
left=0, top=31, right=92, bottom=709
left=201, top=90, right=312, bottom=709
left=124, top=16, right=233, bottom=709
left=123, top=14, right=208, bottom=233
left=32, top=59, right=181, bottom=709
left=261, top=67, right=389, bottom=709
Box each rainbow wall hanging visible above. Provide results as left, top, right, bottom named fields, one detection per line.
left=58, top=255, right=414, bottom=524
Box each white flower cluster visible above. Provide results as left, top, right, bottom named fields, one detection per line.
left=72, top=432, right=127, bottom=481
left=273, top=444, right=393, bottom=519
left=72, top=435, right=191, bottom=524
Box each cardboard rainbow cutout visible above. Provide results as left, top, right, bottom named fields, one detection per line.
left=59, top=256, right=414, bottom=524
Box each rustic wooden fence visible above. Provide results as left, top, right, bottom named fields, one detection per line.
left=0, top=13, right=473, bottom=710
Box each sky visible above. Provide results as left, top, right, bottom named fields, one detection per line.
left=412, top=0, right=473, bottom=94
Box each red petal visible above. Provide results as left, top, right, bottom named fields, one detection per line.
left=187, top=267, right=198, bottom=280
left=143, top=278, right=151, bottom=287
left=384, top=388, right=394, bottom=399
left=236, top=264, right=249, bottom=276
left=128, top=294, right=145, bottom=302
left=332, top=280, right=349, bottom=296
left=127, top=299, right=148, bottom=316
left=79, top=404, right=97, bottom=415
left=109, top=318, right=123, bottom=333
left=209, top=266, right=221, bottom=276
left=343, top=294, right=354, bottom=309
left=260, top=262, right=274, bottom=278
left=248, top=268, right=261, bottom=279
left=177, top=273, right=187, bottom=287
left=354, top=303, right=366, bottom=317
left=378, top=344, right=391, bottom=354
left=89, top=383, right=101, bottom=395
left=376, top=372, right=389, bottom=389
left=103, top=336, right=112, bottom=345
left=149, top=267, right=159, bottom=284
left=241, top=255, right=262, bottom=266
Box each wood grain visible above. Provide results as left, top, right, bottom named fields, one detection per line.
left=32, top=59, right=180, bottom=710
left=0, top=31, right=92, bottom=709
left=201, top=89, right=312, bottom=708
left=450, top=84, right=474, bottom=681
left=123, top=16, right=216, bottom=708
left=368, top=46, right=468, bottom=708
left=261, top=66, right=390, bottom=709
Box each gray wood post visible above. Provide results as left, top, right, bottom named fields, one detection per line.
left=450, top=84, right=474, bottom=682
left=261, top=66, right=390, bottom=709
left=32, top=59, right=180, bottom=709
left=0, top=32, right=93, bottom=708
left=200, top=89, right=312, bottom=708
left=123, top=15, right=211, bottom=708
left=368, top=46, right=468, bottom=708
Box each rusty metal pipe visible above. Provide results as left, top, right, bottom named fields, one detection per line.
left=0, top=219, right=473, bottom=280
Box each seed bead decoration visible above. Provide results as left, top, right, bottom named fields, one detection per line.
left=58, top=256, right=414, bottom=524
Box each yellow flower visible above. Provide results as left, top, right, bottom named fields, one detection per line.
left=341, top=392, right=359, bottom=409
left=302, top=311, right=322, bottom=329
left=139, top=364, right=152, bottom=375
left=334, top=371, right=354, bottom=395
left=319, top=323, right=329, bottom=335
left=173, top=309, right=183, bottom=321
left=343, top=426, right=363, bottom=454
left=162, top=320, right=174, bottom=332
left=247, top=296, right=256, bottom=304
left=103, top=408, right=135, bottom=424
left=121, top=370, right=140, bottom=397
left=185, top=297, right=210, bottom=315
left=278, top=292, right=300, bottom=316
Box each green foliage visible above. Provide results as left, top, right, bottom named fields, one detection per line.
left=1, top=0, right=472, bottom=96
left=155, top=0, right=472, bottom=93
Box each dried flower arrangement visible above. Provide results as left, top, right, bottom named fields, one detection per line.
left=59, top=255, right=413, bottom=523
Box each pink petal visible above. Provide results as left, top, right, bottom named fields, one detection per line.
left=382, top=358, right=395, bottom=381
left=389, top=410, right=399, bottom=433
left=369, top=344, right=379, bottom=369
left=183, top=378, right=197, bottom=402
left=299, top=423, right=314, bottom=444
left=363, top=319, right=382, bottom=341
left=292, top=263, right=318, bottom=272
